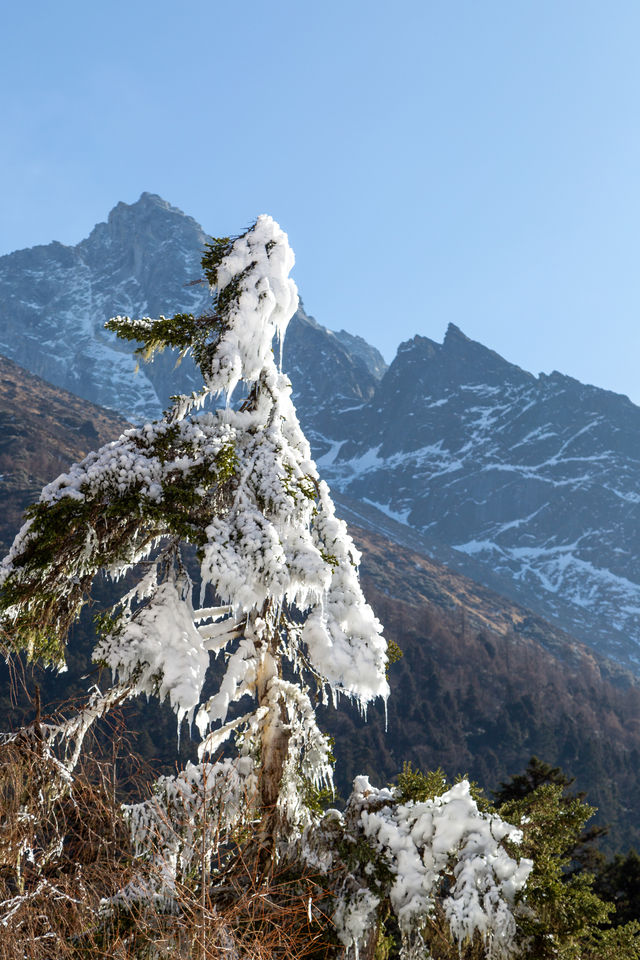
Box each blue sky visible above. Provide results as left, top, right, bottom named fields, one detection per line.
left=3, top=2, right=640, bottom=400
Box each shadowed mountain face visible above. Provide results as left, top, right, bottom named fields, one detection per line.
left=1, top=357, right=639, bottom=853
left=0, top=195, right=210, bottom=420
left=3, top=194, right=640, bottom=672
left=321, top=326, right=640, bottom=669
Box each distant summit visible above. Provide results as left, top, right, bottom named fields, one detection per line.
left=0, top=195, right=386, bottom=424
left=0, top=194, right=211, bottom=419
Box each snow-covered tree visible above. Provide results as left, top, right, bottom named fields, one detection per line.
left=0, top=217, right=533, bottom=958
left=0, top=215, right=387, bottom=841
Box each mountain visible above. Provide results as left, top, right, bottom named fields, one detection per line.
left=327, top=523, right=640, bottom=854
left=3, top=194, right=640, bottom=674
left=332, top=328, right=389, bottom=380
left=0, top=193, right=386, bottom=425
left=0, top=196, right=207, bottom=420
left=319, top=325, right=640, bottom=671
left=0, top=355, right=638, bottom=852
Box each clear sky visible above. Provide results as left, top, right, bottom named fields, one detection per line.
left=3, top=2, right=640, bottom=401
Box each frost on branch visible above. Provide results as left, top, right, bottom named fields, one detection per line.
left=0, top=414, right=237, bottom=664
left=94, top=572, right=209, bottom=727
left=120, top=756, right=257, bottom=904
left=309, top=776, right=533, bottom=960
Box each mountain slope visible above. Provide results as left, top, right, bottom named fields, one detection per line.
left=0, top=353, right=130, bottom=547
left=331, top=524, right=640, bottom=853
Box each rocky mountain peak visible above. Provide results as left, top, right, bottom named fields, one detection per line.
left=79, top=193, right=207, bottom=283
left=440, top=322, right=533, bottom=385
left=320, top=322, right=640, bottom=670
left=0, top=193, right=386, bottom=435
left=377, top=326, right=533, bottom=418
left=332, top=328, right=388, bottom=380
left=107, top=191, right=201, bottom=227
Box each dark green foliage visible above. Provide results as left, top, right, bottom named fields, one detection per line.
left=394, top=760, right=448, bottom=803
left=377, top=757, right=640, bottom=959
left=577, top=923, right=640, bottom=959
left=495, top=755, right=609, bottom=876
left=594, top=849, right=640, bottom=928
left=492, top=762, right=640, bottom=958
left=0, top=426, right=238, bottom=664
left=494, top=755, right=573, bottom=804
left=1, top=492, right=145, bottom=664
left=200, top=236, right=234, bottom=286
left=106, top=310, right=227, bottom=399
left=499, top=783, right=608, bottom=958
left=381, top=759, right=640, bottom=959
left=105, top=311, right=219, bottom=356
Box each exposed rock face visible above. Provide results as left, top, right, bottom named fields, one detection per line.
left=333, top=328, right=389, bottom=380
left=0, top=195, right=209, bottom=419
left=281, top=308, right=381, bottom=448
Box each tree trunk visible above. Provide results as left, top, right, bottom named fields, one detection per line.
left=253, top=611, right=291, bottom=865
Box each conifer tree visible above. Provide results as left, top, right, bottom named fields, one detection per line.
left=0, top=217, right=534, bottom=958
left=0, top=215, right=388, bottom=847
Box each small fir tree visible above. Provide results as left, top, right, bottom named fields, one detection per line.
left=496, top=765, right=640, bottom=959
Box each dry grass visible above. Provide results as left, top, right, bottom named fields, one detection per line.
left=0, top=707, right=341, bottom=960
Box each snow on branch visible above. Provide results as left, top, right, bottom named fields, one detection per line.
left=311, top=776, right=533, bottom=960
